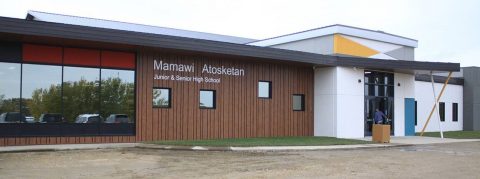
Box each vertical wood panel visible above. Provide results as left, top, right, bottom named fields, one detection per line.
left=152, top=54, right=159, bottom=140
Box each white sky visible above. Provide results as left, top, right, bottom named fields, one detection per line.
left=1, top=0, right=479, bottom=67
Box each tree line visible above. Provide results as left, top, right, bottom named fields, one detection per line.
left=0, top=77, right=134, bottom=123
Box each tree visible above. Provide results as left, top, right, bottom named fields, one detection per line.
left=20, top=76, right=135, bottom=123
left=0, top=94, right=20, bottom=114
left=153, top=89, right=168, bottom=107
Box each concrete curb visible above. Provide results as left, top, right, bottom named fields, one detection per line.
left=5, top=138, right=479, bottom=153
left=0, top=143, right=138, bottom=153
left=135, top=143, right=412, bottom=152
left=0, top=142, right=411, bottom=153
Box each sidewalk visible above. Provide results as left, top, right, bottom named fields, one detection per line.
left=135, top=143, right=404, bottom=152
left=359, top=136, right=480, bottom=145
left=1, top=136, right=479, bottom=153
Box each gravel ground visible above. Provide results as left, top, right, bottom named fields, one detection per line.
left=1, top=142, right=480, bottom=179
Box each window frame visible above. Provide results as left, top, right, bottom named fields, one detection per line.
left=258, top=80, right=272, bottom=99
left=414, top=101, right=418, bottom=126
left=292, top=94, right=305, bottom=111
left=199, top=89, right=216, bottom=109
left=152, top=87, right=172, bottom=108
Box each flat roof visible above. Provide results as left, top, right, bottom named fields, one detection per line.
left=26, top=11, right=257, bottom=44
left=248, top=24, right=418, bottom=47
left=0, top=16, right=459, bottom=72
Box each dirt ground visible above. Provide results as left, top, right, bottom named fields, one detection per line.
left=1, top=142, right=480, bottom=179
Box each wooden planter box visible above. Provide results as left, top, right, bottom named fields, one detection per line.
left=372, top=124, right=390, bottom=143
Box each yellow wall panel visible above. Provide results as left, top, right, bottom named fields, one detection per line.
left=334, top=34, right=379, bottom=57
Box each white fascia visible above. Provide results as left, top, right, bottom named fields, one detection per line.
left=249, top=25, right=418, bottom=48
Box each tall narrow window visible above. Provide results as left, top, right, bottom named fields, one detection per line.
left=101, top=69, right=135, bottom=123
left=452, top=103, right=458, bottom=122
left=258, top=81, right=271, bottom=98
left=439, top=102, right=445, bottom=122
left=0, top=62, right=21, bottom=123
left=153, top=88, right=171, bottom=108
left=414, top=101, right=418, bottom=126
left=293, top=94, right=305, bottom=111
left=22, top=64, right=62, bottom=123
left=62, top=67, right=100, bottom=123
left=200, top=90, right=216, bottom=109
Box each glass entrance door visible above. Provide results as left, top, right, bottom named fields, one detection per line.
left=364, top=71, right=394, bottom=136
left=364, top=97, right=394, bottom=136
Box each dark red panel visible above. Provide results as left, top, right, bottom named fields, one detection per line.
left=23, top=44, right=62, bottom=64
left=64, top=48, right=100, bottom=67
left=101, top=51, right=135, bottom=69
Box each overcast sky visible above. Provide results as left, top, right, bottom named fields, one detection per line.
left=1, top=0, right=479, bottom=67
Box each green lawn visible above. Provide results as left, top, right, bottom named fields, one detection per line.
left=146, top=136, right=371, bottom=147
left=417, top=131, right=480, bottom=139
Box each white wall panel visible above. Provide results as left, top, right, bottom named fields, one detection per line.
left=415, top=81, right=463, bottom=132
left=314, top=67, right=337, bottom=137
left=314, top=67, right=364, bottom=138
left=335, top=67, right=364, bottom=138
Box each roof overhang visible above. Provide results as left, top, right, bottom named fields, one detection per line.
left=0, top=17, right=458, bottom=73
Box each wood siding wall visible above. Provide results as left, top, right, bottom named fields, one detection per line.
left=0, top=136, right=136, bottom=146
left=1, top=50, right=314, bottom=146
left=135, top=50, right=314, bottom=141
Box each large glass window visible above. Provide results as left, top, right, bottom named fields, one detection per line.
left=0, top=46, right=136, bottom=137
left=62, top=67, right=100, bottom=123
left=439, top=102, right=445, bottom=122
left=293, top=94, right=305, bottom=111
left=200, top=90, right=216, bottom=109
left=22, top=64, right=62, bottom=123
left=153, top=88, right=171, bottom=108
left=258, top=81, right=271, bottom=98
left=453, top=103, right=458, bottom=122
left=0, top=62, right=21, bottom=123
left=101, top=69, right=135, bottom=123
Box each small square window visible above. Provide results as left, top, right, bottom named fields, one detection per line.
left=258, top=81, right=271, bottom=98
left=153, top=88, right=171, bottom=108
left=293, top=94, right=305, bottom=111
left=200, top=90, right=216, bottom=109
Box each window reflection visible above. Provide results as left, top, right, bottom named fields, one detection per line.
left=62, top=67, right=100, bottom=123
left=200, top=90, right=215, bottom=109
left=258, top=81, right=271, bottom=98
left=1, top=53, right=136, bottom=136
left=293, top=94, right=305, bottom=111
left=22, top=64, right=62, bottom=123
left=153, top=88, right=170, bottom=108
left=101, top=69, right=135, bottom=123
left=0, top=62, right=21, bottom=123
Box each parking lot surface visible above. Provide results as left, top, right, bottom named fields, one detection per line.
left=1, top=142, right=480, bottom=178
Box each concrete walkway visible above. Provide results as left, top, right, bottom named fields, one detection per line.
left=135, top=143, right=402, bottom=152
left=359, top=136, right=480, bottom=145
left=1, top=136, right=479, bottom=153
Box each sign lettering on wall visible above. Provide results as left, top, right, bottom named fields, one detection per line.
left=153, top=59, right=245, bottom=84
